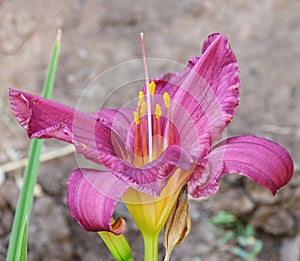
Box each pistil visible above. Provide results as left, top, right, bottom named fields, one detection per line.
left=140, top=32, right=153, bottom=161
left=133, top=35, right=174, bottom=166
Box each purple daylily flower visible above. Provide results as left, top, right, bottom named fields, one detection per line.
left=9, top=33, right=293, bottom=236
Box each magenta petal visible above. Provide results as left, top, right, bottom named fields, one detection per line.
left=9, top=89, right=192, bottom=195
left=113, top=145, right=192, bottom=195
left=194, top=33, right=240, bottom=126
left=90, top=107, right=134, bottom=145
left=210, top=135, right=294, bottom=195
left=188, top=157, right=224, bottom=198
left=9, top=89, right=128, bottom=167
left=67, top=168, right=129, bottom=234
left=145, top=34, right=240, bottom=157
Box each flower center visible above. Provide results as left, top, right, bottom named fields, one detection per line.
left=133, top=81, right=174, bottom=167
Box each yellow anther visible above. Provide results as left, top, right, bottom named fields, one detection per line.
left=140, top=101, right=147, bottom=116
left=163, top=92, right=171, bottom=109
left=133, top=111, right=140, bottom=125
left=155, top=104, right=162, bottom=119
left=138, top=91, right=144, bottom=107
left=149, top=81, right=156, bottom=96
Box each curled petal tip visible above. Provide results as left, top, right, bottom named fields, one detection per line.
left=9, top=88, right=31, bottom=131
left=111, top=218, right=126, bottom=235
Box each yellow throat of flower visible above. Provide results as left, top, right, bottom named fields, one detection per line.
left=122, top=167, right=191, bottom=237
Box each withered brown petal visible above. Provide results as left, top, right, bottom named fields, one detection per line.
left=163, top=185, right=191, bottom=261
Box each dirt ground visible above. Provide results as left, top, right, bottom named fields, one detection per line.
left=1, top=0, right=300, bottom=260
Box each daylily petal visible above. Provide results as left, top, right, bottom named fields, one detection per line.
left=192, top=135, right=293, bottom=196
left=113, top=145, right=192, bottom=195
left=191, top=33, right=240, bottom=128
left=9, top=88, right=122, bottom=166
left=9, top=89, right=192, bottom=196
left=185, top=33, right=240, bottom=130
left=143, top=75, right=212, bottom=158
left=67, top=168, right=129, bottom=234
left=90, top=107, right=135, bottom=163
left=144, top=33, right=240, bottom=157
left=188, top=157, right=224, bottom=198
left=90, top=107, right=134, bottom=147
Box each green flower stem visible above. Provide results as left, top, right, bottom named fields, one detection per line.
left=143, top=232, right=159, bottom=261
left=97, top=231, right=133, bottom=261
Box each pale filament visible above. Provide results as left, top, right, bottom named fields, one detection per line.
left=140, top=32, right=153, bottom=161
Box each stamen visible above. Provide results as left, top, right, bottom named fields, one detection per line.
left=152, top=104, right=162, bottom=159
left=163, top=92, right=171, bottom=109
left=140, top=103, right=149, bottom=162
left=140, top=32, right=153, bottom=161
left=138, top=91, right=144, bottom=107
left=133, top=111, right=140, bottom=125
left=150, top=81, right=157, bottom=149
left=133, top=111, right=142, bottom=166
left=140, top=101, right=147, bottom=117
left=155, top=104, right=162, bottom=119
left=149, top=81, right=156, bottom=96
left=163, top=92, right=174, bottom=146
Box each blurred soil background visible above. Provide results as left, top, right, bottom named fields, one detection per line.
left=0, top=0, right=300, bottom=260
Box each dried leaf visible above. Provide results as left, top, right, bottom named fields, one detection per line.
left=164, top=184, right=191, bottom=261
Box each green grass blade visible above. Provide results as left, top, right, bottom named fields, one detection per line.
left=98, top=231, right=133, bottom=261
left=43, top=29, right=61, bottom=98
left=19, top=220, right=28, bottom=261
left=6, top=29, right=61, bottom=261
